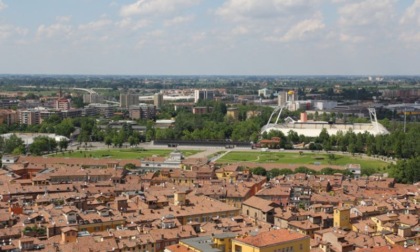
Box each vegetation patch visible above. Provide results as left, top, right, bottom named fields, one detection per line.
left=217, top=151, right=388, bottom=171
left=52, top=149, right=201, bottom=159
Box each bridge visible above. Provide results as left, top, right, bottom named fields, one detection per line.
left=71, top=88, right=97, bottom=94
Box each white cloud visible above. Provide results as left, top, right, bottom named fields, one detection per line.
left=281, top=18, right=325, bottom=42
left=120, top=0, right=199, bottom=17
left=164, top=15, right=194, bottom=27
left=231, top=26, right=249, bottom=36
left=78, top=19, right=112, bottom=31
left=216, top=0, right=316, bottom=21
left=0, top=0, right=7, bottom=11
left=0, top=25, right=13, bottom=40
left=56, top=16, right=71, bottom=23
left=339, top=33, right=365, bottom=43
left=265, top=17, right=325, bottom=43
left=116, top=18, right=150, bottom=30
left=338, top=0, right=395, bottom=27
left=36, top=23, right=72, bottom=39
left=191, top=32, right=206, bottom=42
left=400, top=0, right=420, bottom=26
left=399, top=32, right=420, bottom=44
left=0, top=24, right=28, bottom=43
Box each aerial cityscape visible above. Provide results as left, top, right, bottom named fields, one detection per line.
left=1, top=1, right=420, bottom=252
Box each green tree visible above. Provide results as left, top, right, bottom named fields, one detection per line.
left=124, top=163, right=137, bottom=170
left=55, top=118, right=75, bottom=137
left=251, top=167, right=267, bottom=176
left=58, top=139, right=69, bottom=152
left=105, top=136, right=112, bottom=148
left=29, top=136, right=57, bottom=155
left=3, top=134, right=25, bottom=154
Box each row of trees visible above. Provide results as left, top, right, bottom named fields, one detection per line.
left=261, top=123, right=420, bottom=159
left=154, top=101, right=273, bottom=143
left=261, top=122, right=420, bottom=183
left=0, top=134, right=69, bottom=155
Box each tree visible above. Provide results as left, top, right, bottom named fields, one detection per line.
left=105, top=136, right=112, bottom=148
left=58, top=139, right=69, bottom=152
left=124, top=163, right=137, bottom=170
left=388, top=157, right=420, bottom=184
left=29, top=136, right=57, bottom=155
left=145, top=120, right=155, bottom=142
left=294, top=166, right=317, bottom=175
left=78, top=131, right=90, bottom=146
left=55, top=118, right=75, bottom=137
left=268, top=168, right=281, bottom=179
left=72, top=96, right=85, bottom=108
left=251, top=167, right=267, bottom=176
left=3, top=134, right=25, bottom=154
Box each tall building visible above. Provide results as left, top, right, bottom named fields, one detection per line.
left=278, top=90, right=298, bottom=107
left=18, top=109, right=40, bottom=125
left=120, top=93, right=139, bottom=108
left=194, top=89, right=214, bottom=103
left=278, top=91, right=288, bottom=106
left=84, top=104, right=116, bottom=118
left=55, top=98, right=71, bottom=110
left=83, top=93, right=104, bottom=104
left=153, top=93, right=163, bottom=109
left=0, top=110, right=18, bottom=125
left=128, top=104, right=156, bottom=120
left=333, top=207, right=351, bottom=229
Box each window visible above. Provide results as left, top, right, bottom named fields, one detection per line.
left=234, top=245, right=242, bottom=252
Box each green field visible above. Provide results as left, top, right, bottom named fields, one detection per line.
left=217, top=151, right=388, bottom=170
left=52, top=148, right=201, bottom=159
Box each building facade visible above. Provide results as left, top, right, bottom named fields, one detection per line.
left=194, top=89, right=214, bottom=103
left=128, top=104, right=156, bottom=120
left=120, top=93, right=139, bottom=108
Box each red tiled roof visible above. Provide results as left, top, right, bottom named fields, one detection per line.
left=234, top=229, right=308, bottom=247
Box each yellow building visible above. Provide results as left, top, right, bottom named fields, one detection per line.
left=231, top=229, right=310, bottom=252
left=178, top=233, right=236, bottom=252
left=370, top=213, right=399, bottom=234
left=333, top=207, right=351, bottom=230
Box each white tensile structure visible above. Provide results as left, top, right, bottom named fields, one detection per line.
left=261, top=107, right=389, bottom=137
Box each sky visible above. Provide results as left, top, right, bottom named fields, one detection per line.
left=0, top=0, right=420, bottom=76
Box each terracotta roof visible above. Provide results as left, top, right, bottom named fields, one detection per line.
left=61, top=227, right=78, bottom=233
left=234, top=229, right=308, bottom=247
left=242, top=196, right=277, bottom=212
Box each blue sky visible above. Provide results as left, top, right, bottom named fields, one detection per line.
left=0, top=0, right=419, bottom=75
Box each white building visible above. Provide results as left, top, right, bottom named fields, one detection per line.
left=258, top=88, right=271, bottom=98
left=314, top=101, right=338, bottom=111
left=194, top=89, right=214, bottom=103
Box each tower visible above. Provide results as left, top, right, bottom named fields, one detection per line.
left=154, top=93, right=163, bottom=109
left=333, top=207, right=351, bottom=229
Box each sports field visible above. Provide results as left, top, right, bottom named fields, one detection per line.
left=217, top=151, right=388, bottom=170
left=52, top=148, right=201, bottom=159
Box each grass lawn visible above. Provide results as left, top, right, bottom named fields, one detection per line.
left=52, top=148, right=201, bottom=159
left=217, top=151, right=388, bottom=171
